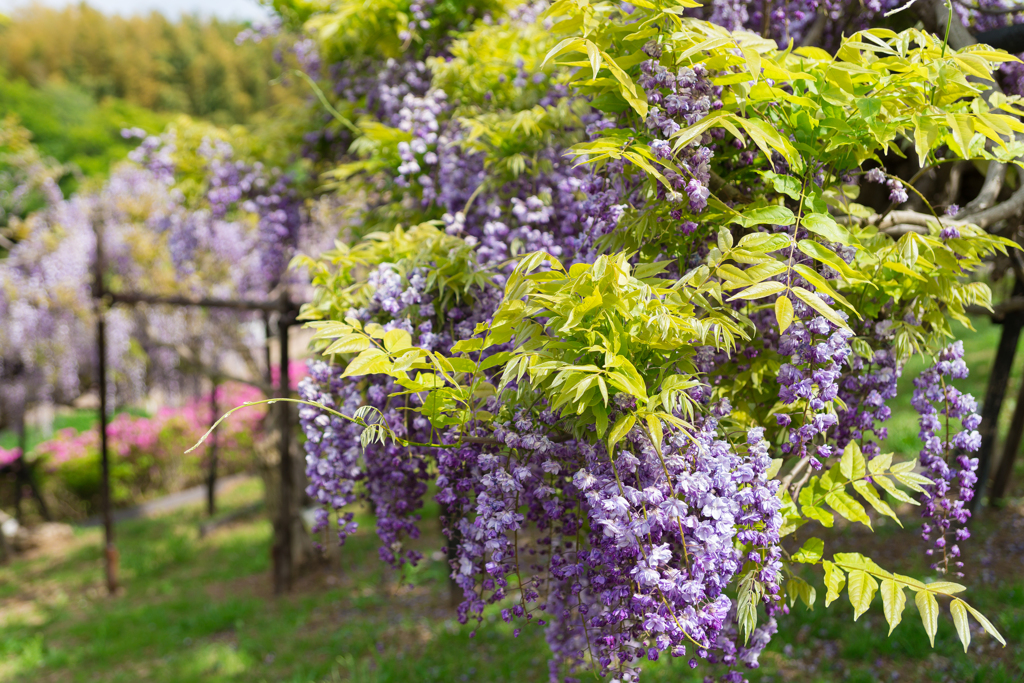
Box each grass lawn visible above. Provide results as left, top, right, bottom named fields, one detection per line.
left=1, top=315, right=1024, bottom=682
left=1, top=482, right=1022, bottom=682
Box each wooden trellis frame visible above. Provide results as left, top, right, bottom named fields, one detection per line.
left=91, top=218, right=301, bottom=595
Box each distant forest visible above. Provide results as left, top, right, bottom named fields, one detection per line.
left=0, top=4, right=298, bottom=178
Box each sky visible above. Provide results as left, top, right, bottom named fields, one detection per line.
left=0, top=0, right=273, bottom=20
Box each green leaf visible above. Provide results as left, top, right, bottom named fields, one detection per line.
left=766, top=172, right=802, bottom=200
left=324, top=334, right=372, bottom=355
left=792, top=537, right=824, bottom=563
left=853, top=480, right=902, bottom=526
left=825, top=490, right=872, bottom=528
left=384, top=328, right=412, bottom=353
left=728, top=281, right=787, bottom=301
left=766, top=458, right=784, bottom=480
left=792, top=286, right=853, bottom=331
left=791, top=264, right=855, bottom=310
left=823, top=560, right=846, bottom=607
left=594, top=401, right=609, bottom=437
left=964, top=602, right=1006, bottom=646
left=880, top=579, right=907, bottom=635
left=951, top=599, right=971, bottom=653
left=341, top=348, right=391, bottom=378
left=734, top=205, right=796, bottom=228
left=775, top=295, right=794, bottom=332
left=840, top=440, right=866, bottom=481
left=847, top=569, right=878, bottom=621
left=803, top=212, right=851, bottom=245
left=797, top=240, right=863, bottom=281
left=915, top=590, right=940, bottom=648
left=607, top=413, right=636, bottom=456
left=736, top=116, right=801, bottom=169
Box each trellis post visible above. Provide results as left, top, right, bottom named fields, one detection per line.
left=271, top=292, right=295, bottom=594
left=206, top=375, right=220, bottom=517
left=92, top=216, right=118, bottom=595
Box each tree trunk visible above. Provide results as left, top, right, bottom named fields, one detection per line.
left=255, top=417, right=315, bottom=587
left=973, top=278, right=1024, bottom=513
left=989, top=371, right=1024, bottom=504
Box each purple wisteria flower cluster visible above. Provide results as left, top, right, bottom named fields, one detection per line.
left=835, top=320, right=900, bottom=459
left=864, top=167, right=909, bottom=205
left=640, top=40, right=719, bottom=217
left=774, top=318, right=853, bottom=469
left=430, top=402, right=782, bottom=682
left=130, top=130, right=305, bottom=290
left=912, top=341, right=981, bottom=577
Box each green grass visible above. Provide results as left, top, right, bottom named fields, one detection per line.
left=0, top=480, right=560, bottom=683
left=1, top=475, right=1021, bottom=683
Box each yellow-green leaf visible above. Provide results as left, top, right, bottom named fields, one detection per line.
left=841, top=440, right=866, bottom=481
left=324, top=334, right=372, bottom=355
left=802, top=212, right=851, bottom=245
left=964, top=602, right=1006, bottom=647
left=946, top=113, right=975, bottom=158
left=924, top=581, right=967, bottom=595
left=853, top=480, right=902, bottom=526
left=792, top=537, right=824, bottom=563
left=951, top=599, right=971, bottom=653
left=342, top=348, right=391, bottom=378
left=384, top=328, right=412, bottom=353
left=775, top=295, right=794, bottom=332
left=847, top=569, right=878, bottom=621
left=915, top=590, right=940, bottom=648
left=586, top=40, right=601, bottom=79
left=823, top=560, right=845, bottom=607
left=793, top=286, right=853, bottom=331
left=880, top=579, right=907, bottom=635
left=867, top=452, right=893, bottom=475
left=645, top=414, right=664, bottom=454
left=608, top=413, right=636, bottom=456
left=825, top=490, right=872, bottom=528
left=912, top=114, right=940, bottom=166
left=728, top=281, right=787, bottom=301
left=874, top=473, right=920, bottom=505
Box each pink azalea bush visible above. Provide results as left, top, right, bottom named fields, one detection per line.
left=33, top=381, right=270, bottom=517
left=0, top=447, right=21, bottom=467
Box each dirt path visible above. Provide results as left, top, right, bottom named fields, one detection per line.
left=76, top=474, right=256, bottom=527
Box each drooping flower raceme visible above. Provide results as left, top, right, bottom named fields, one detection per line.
left=912, top=341, right=981, bottom=577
